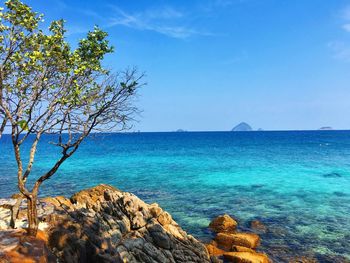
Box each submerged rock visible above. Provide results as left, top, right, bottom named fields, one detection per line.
left=249, top=220, right=267, bottom=233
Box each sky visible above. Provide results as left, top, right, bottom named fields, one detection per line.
left=23, top=0, right=350, bottom=131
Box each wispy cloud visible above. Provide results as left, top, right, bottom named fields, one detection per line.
left=328, top=6, right=350, bottom=61
left=328, top=41, right=350, bottom=62
left=100, top=5, right=212, bottom=39
left=339, top=5, right=350, bottom=32
left=342, top=23, right=350, bottom=32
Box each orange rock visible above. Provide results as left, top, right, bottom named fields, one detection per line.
left=36, top=230, right=48, bottom=242
left=209, top=214, right=237, bottom=233
left=70, top=184, right=119, bottom=205
left=215, top=232, right=260, bottom=250
left=206, top=244, right=226, bottom=256
left=158, top=211, right=172, bottom=226
left=0, top=229, right=56, bottom=263
left=55, top=196, right=72, bottom=208
left=41, top=197, right=61, bottom=208
left=224, top=251, right=270, bottom=263
left=232, top=245, right=256, bottom=253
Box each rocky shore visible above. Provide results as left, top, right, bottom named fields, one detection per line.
left=1, top=184, right=345, bottom=263
left=0, top=184, right=273, bottom=262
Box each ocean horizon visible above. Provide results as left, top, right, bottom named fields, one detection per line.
left=1, top=130, right=350, bottom=261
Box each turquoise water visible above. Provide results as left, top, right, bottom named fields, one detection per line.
left=1, top=131, right=350, bottom=261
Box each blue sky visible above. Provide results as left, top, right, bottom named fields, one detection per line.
left=25, top=0, right=350, bottom=131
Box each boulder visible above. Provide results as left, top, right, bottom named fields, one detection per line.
left=224, top=251, right=270, bottom=263
left=209, top=214, right=237, bottom=233
left=215, top=232, right=260, bottom=250
left=232, top=245, right=256, bottom=253
left=206, top=243, right=225, bottom=256
left=46, top=184, right=211, bottom=263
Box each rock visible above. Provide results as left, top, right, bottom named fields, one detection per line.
left=0, top=186, right=274, bottom=263
left=0, top=229, right=56, bottom=262
left=0, top=198, right=17, bottom=208
left=215, top=232, right=260, bottom=250
left=158, top=211, right=172, bottom=226
left=224, top=251, right=270, bottom=263
left=232, top=245, right=256, bottom=253
left=209, top=214, right=237, bottom=233
left=46, top=184, right=211, bottom=263
left=249, top=220, right=267, bottom=233
left=206, top=243, right=225, bottom=256
left=149, top=203, right=162, bottom=217
left=210, top=255, right=224, bottom=263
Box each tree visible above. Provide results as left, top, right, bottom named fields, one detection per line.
left=0, top=110, right=6, bottom=138
left=0, top=0, right=143, bottom=236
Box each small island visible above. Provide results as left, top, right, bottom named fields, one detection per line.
left=319, top=127, right=333, bottom=131
left=175, top=129, right=187, bottom=132
left=231, top=122, right=253, bottom=132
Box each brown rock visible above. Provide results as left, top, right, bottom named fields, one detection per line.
left=0, top=229, right=56, bottom=263
left=42, top=197, right=61, bottom=208
left=232, top=245, right=256, bottom=253
left=10, top=193, right=24, bottom=199
left=1, top=184, right=213, bottom=263
left=70, top=184, right=118, bottom=207
left=209, top=214, right=237, bottom=233
left=224, top=251, right=270, bottom=263
left=47, top=184, right=211, bottom=263
left=158, top=211, right=172, bottom=226
left=149, top=203, right=162, bottom=217
left=54, top=196, right=72, bottom=209
left=206, top=244, right=225, bottom=256
left=215, top=233, right=260, bottom=250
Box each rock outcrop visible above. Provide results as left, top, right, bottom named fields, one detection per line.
left=0, top=184, right=211, bottom=263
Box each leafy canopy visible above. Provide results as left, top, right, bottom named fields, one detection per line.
left=0, top=0, right=139, bottom=138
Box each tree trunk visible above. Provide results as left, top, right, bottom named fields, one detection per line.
left=27, top=194, right=38, bottom=236
left=10, top=195, right=23, bottom=228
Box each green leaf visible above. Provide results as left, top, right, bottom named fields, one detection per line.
left=17, top=120, right=28, bottom=131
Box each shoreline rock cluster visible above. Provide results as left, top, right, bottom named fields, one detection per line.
left=1, top=185, right=211, bottom=262
left=206, top=214, right=270, bottom=263
left=0, top=184, right=273, bottom=263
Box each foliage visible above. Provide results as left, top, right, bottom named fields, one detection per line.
left=0, top=0, right=143, bottom=235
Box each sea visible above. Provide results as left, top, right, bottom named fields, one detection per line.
left=1, top=131, right=350, bottom=262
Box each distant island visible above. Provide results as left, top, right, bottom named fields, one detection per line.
left=175, top=129, right=187, bottom=132
left=231, top=122, right=252, bottom=131
left=319, top=127, right=333, bottom=131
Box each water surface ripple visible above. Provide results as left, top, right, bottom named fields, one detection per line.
left=1, top=131, right=350, bottom=261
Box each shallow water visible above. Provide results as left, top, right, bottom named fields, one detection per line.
left=1, top=131, right=350, bottom=261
